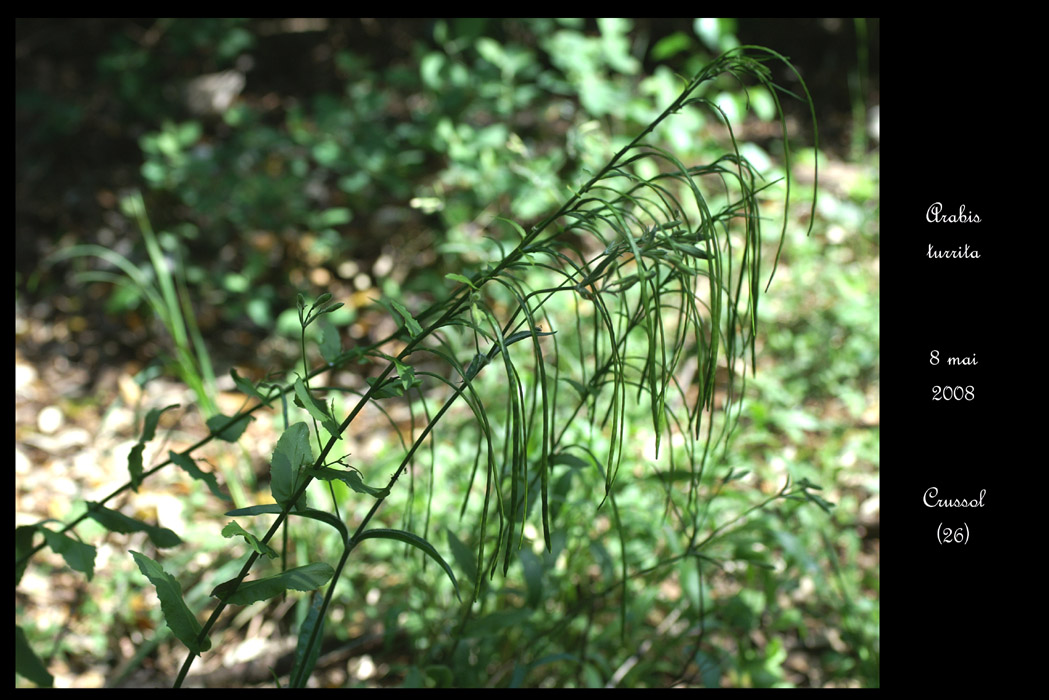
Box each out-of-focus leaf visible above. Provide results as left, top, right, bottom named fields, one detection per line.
left=128, top=443, right=146, bottom=492
left=225, top=504, right=284, bottom=516
left=131, top=403, right=173, bottom=484
left=445, top=527, right=477, bottom=589
left=390, top=299, right=423, bottom=337
left=231, top=368, right=268, bottom=403
left=520, top=549, right=543, bottom=608
left=41, top=529, right=96, bottom=580
left=140, top=403, right=180, bottom=442
left=207, top=412, right=253, bottom=442
left=15, top=525, right=38, bottom=586
left=445, top=273, right=477, bottom=289
left=15, top=625, right=53, bottom=687
left=317, top=318, right=341, bottom=365
left=169, top=450, right=230, bottom=502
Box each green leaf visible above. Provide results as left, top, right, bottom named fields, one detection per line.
left=365, top=374, right=420, bottom=399
left=169, top=450, right=231, bottom=502
left=231, top=368, right=268, bottom=403
left=463, top=353, right=489, bottom=383
left=206, top=412, right=253, bottom=442
left=270, top=422, right=312, bottom=510
left=210, top=562, right=335, bottom=606
left=224, top=504, right=349, bottom=543
left=445, top=273, right=477, bottom=290
left=803, top=490, right=836, bottom=514
left=41, top=529, right=96, bottom=580
left=424, top=664, right=454, bottom=688
left=317, top=318, right=341, bottom=365
left=560, top=377, right=588, bottom=399
left=15, top=625, right=53, bottom=687
left=503, top=329, right=556, bottom=347
left=303, top=293, right=345, bottom=327
left=520, top=549, right=543, bottom=608
left=15, top=525, right=37, bottom=586
left=86, top=502, right=182, bottom=548
left=393, top=358, right=416, bottom=392
left=307, top=467, right=389, bottom=499
left=496, top=216, right=529, bottom=241
left=130, top=550, right=211, bottom=654
left=390, top=299, right=423, bottom=338
left=140, top=403, right=180, bottom=442
left=294, top=508, right=349, bottom=543
left=290, top=594, right=325, bottom=688
left=445, top=527, right=478, bottom=589
left=292, top=377, right=342, bottom=439
left=225, top=504, right=284, bottom=516
left=670, top=242, right=711, bottom=258
left=357, top=529, right=461, bottom=602
left=721, top=468, right=751, bottom=484
left=314, top=206, right=352, bottom=228
left=222, top=521, right=279, bottom=558
left=317, top=301, right=345, bottom=317
left=551, top=453, right=593, bottom=470
left=127, top=443, right=146, bottom=492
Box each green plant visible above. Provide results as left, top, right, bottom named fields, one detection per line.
left=40, top=191, right=219, bottom=419
left=16, top=47, right=824, bottom=688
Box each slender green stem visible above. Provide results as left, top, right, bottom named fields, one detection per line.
left=289, top=372, right=473, bottom=687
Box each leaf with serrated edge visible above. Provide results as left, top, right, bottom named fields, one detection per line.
left=211, top=562, right=334, bottom=605
left=130, top=550, right=211, bottom=653
left=307, top=467, right=389, bottom=499
left=271, top=422, right=312, bottom=509
left=169, top=451, right=230, bottom=502
left=292, top=378, right=342, bottom=439
left=140, top=404, right=179, bottom=442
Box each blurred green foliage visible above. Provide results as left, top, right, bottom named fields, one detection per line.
left=85, top=18, right=792, bottom=331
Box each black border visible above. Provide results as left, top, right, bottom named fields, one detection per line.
left=883, top=19, right=1015, bottom=684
